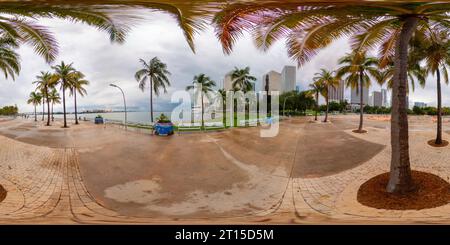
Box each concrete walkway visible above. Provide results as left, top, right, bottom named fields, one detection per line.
left=0, top=115, right=449, bottom=223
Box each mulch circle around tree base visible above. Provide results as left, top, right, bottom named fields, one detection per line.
left=0, top=185, right=6, bottom=203
left=357, top=171, right=450, bottom=210
left=352, top=129, right=367, bottom=134
left=427, top=139, right=449, bottom=147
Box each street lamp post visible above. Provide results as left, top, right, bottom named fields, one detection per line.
left=110, top=83, right=127, bottom=131
left=283, top=95, right=295, bottom=117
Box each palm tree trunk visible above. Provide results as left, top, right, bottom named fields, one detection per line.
left=324, top=95, right=329, bottom=122
left=387, top=16, right=418, bottom=194
left=46, top=92, right=51, bottom=126
left=223, top=98, right=226, bottom=127
left=42, top=100, right=45, bottom=121
left=435, top=69, right=442, bottom=145
left=315, top=92, right=318, bottom=121
left=74, top=90, right=79, bottom=125
left=201, top=92, right=204, bottom=129
left=51, top=102, right=54, bottom=122
left=150, top=76, right=154, bottom=123
left=34, top=105, right=37, bottom=122
left=358, top=71, right=364, bottom=131
left=62, top=81, right=68, bottom=128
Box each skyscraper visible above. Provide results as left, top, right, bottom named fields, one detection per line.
left=222, top=72, right=234, bottom=91
left=381, top=88, right=388, bottom=107
left=414, top=102, right=427, bottom=108
left=281, top=66, right=296, bottom=92
left=328, top=80, right=345, bottom=102
left=370, top=91, right=383, bottom=107
left=262, top=65, right=297, bottom=93
left=350, top=86, right=369, bottom=106
left=261, top=71, right=282, bottom=92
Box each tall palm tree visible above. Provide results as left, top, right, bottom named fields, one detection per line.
left=337, top=52, right=381, bottom=132
left=48, top=88, right=61, bottom=122
left=69, top=71, right=89, bottom=125
left=313, top=69, right=340, bottom=123
left=33, top=71, right=56, bottom=126
left=309, top=80, right=324, bottom=121
left=135, top=57, right=171, bottom=124
left=411, top=30, right=450, bottom=145
left=27, top=92, right=42, bottom=122
left=217, top=89, right=227, bottom=127
left=231, top=67, right=256, bottom=126
left=52, top=61, right=77, bottom=128
left=213, top=1, right=450, bottom=194
left=186, top=74, right=216, bottom=129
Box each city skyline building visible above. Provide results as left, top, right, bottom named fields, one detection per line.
left=369, top=91, right=383, bottom=107
left=414, top=102, right=427, bottom=108
left=350, top=86, right=369, bottom=109
left=329, top=80, right=345, bottom=102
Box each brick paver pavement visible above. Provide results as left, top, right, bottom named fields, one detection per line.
left=0, top=117, right=449, bottom=224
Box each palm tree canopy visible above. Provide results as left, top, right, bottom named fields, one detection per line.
left=48, top=88, right=61, bottom=104
left=33, top=71, right=58, bottom=95
left=212, top=1, right=450, bottom=66
left=187, top=73, right=216, bottom=107
left=0, top=2, right=138, bottom=63
left=411, top=29, right=450, bottom=85
left=0, top=35, right=20, bottom=80
left=230, top=66, right=256, bottom=92
left=69, top=71, right=90, bottom=97
left=313, top=68, right=340, bottom=98
left=308, top=79, right=325, bottom=100
left=378, top=59, right=426, bottom=92
left=336, top=51, right=381, bottom=92
left=135, top=57, right=171, bottom=96
left=186, top=73, right=216, bottom=99
left=52, top=61, right=77, bottom=90
left=27, top=91, right=42, bottom=106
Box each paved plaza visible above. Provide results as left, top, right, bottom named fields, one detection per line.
left=0, top=115, right=449, bottom=224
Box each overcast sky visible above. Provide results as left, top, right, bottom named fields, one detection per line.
left=0, top=10, right=447, bottom=113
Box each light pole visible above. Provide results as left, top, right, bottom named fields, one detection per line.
left=110, top=83, right=127, bottom=131
left=283, top=95, right=295, bottom=117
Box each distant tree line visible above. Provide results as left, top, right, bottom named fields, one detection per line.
left=318, top=101, right=349, bottom=113
left=0, top=105, right=18, bottom=116
left=354, top=106, right=391, bottom=114
left=280, top=91, right=315, bottom=115
left=411, top=106, right=450, bottom=116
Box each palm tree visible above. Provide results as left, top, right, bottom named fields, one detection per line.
left=313, top=69, right=340, bottom=123
left=135, top=57, right=171, bottom=124
left=69, top=71, right=89, bottom=125
left=230, top=66, right=256, bottom=92
left=231, top=67, right=256, bottom=126
left=33, top=71, right=57, bottom=126
left=309, top=80, right=324, bottom=121
left=52, top=61, right=77, bottom=128
left=213, top=1, right=450, bottom=193
left=337, top=52, right=381, bottom=132
left=48, top=88, right=61, bottom=122
left=217, top=89, right=227, bottom=127
left=27, top=92, right=42, bottom=122
left=186, top=74, right=216, bottom=129
left=411, top=30, right=450, bottom=145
